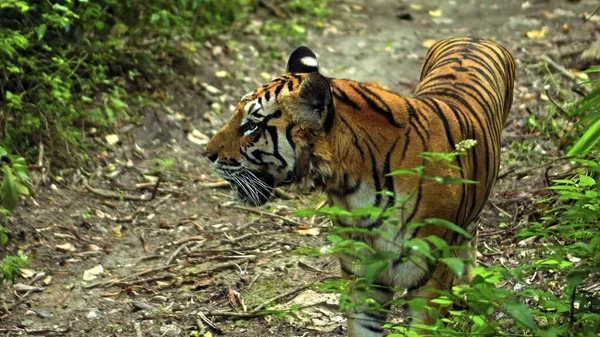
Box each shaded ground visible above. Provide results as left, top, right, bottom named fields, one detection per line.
left=2, top=0, right=599, bottom=336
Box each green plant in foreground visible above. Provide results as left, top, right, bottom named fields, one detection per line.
left=0, top=146, right=32, bottom=213
left=289, top=135, right=600, bottom=336
left=0, top=146, right=31, bottom=283
left=567, top=65, right=600, bottom=156
left=0, top=253, right=29, bottom=284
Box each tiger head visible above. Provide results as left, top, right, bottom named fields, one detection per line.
left=204, top=47, right=334, bottom=206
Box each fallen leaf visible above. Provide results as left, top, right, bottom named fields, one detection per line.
left=525, top=29, right=546, bottom=39
left=112, top=225, right=123, bottom=238
left=56, top=243, right=76, bottom=252
left=296, top=227, right=321, bottom=236
left=411, top=4, right=423, bottom=11
left=422, top=39, right=437, bottom=48
left=215, top=70, right=228, bottom=78
left=143, top=175, right=159, bottom=183
left=82, top=264, right=104, bottom=281
left=105, top=134, right=119, bottom=145
left=428, top=9, right=442, bottom=17
left=20, top=268, right=36, bottom=278
left=260, top=72, right=271, bottom=80
left=187, top=128, right=210, bottom=146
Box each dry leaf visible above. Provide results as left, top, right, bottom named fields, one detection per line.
left=428, top=9, right=442, bottom=17
left=215, top=70, right=228, bottom=78
left=422, top=39, right=437, bottom=48
left=82, top=264, right=104, bottom=281
left=260, top=72, right=271, bottom=80
left=105, top=134, right=119, bottom=145
left=525, top=28, right=546, bottom=39
left=187, top=128, right=210, bottom=146
left=296, top=227, right=321, bottom=236
left=20, top=268, right=36, bottom=278
left=56, top=243, right=76, bottom=252
left=112, top=225, right=123, bottom=238
left=411, top=4, right=423, bottom=11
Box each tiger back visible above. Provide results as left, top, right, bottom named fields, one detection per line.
left=205, top=36, right=515, bottom=336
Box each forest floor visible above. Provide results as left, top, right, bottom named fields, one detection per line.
left=1, top=0, right=599, bottom=336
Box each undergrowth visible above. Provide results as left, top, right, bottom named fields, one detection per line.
left=0, top=0, right=329, bottom=168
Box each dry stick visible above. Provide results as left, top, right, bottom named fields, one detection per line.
left=539, top=55, right=591, bottom=95
left=583, top=4, right=600, bottom=22
left=82, top=178, right=152, bottom=201
left=201, top=181, right=295, bottom=200
left=150, top=175, right=162, bottom=200
left=166, top=241, right=196, bottom=266
left=252, top=284, right=309, bottom=312
left=230, top=205, right=305, bottom=226
left=205, top=311, right=269, bottom=318
left=197, top=312, right=220, bottom=332
left=200, top=181, right=230, bottom=188
left=544, top=88, right=568, bottom=115
left=497, top=156, right=570, bottom=180
left=83, top=264, right=176, bottom=289
left=114, top=274, right=175, bottom=287
left=540, top=55, right=578, bottom=80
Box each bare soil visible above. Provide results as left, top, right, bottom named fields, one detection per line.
left=2, top=0, right=599, bottom=336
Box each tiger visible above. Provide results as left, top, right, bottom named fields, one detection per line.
left=205, top=36, right=515, bottom=336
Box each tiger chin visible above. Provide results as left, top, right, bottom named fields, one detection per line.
left=205, top=37, right=515, bottom=336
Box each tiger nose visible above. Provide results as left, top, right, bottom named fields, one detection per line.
left=207, top=153, right=218, bottom=163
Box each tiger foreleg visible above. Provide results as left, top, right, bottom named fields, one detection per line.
left=340, top=258, right=394, bottom=337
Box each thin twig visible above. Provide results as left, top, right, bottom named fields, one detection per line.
left=497, top=156, right=570, bottom=180
left=166, top=241, right=196, bottom=266
left=252, top=284, right=309, bottom=312
left=83, top=264, right=177, bottom=289
left=583, top=4, right=600, bottom=23
left=150, top=175, right=162, bottom=200
left=82, top=178, right=152, bottom=201
left=230, top=205, right=306, bottom=226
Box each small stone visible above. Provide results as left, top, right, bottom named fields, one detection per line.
left=87, top=308, right=101, bottom=319
left=35, top=309, right=53, bottom=318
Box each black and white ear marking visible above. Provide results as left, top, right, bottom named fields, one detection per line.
left=286, top=46, right=319, bottom=73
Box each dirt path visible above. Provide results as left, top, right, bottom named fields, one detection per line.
left=1, top=0, right=598, bottom=336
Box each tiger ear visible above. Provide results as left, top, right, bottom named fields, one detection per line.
left=295, top=73, right=333, bottom=129
left=286, top=46, right=319, bottom=73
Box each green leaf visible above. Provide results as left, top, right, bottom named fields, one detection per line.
left=568, top=118, right=600, bottom=156
left=15, top=183, right=29, bottom=196
left=505, top=301, right=536, bottom=331
left=578, top=174, right=596, bottom=187
left=364, top=259, right=388, bottom=285
left=36, top=24, right=47, bottom=41
left=2, top=165, right=18, bottom=212
left=441, top=257, right=465, bottom=278
left=431, top=297, right=454, bottom=307
left=422, top=218, right=472, bottom=239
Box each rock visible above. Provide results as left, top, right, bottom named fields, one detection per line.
left=87, top=308, right=101, bottom=319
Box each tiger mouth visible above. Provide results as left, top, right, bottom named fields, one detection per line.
left=229, top=171, right=275, bottom=206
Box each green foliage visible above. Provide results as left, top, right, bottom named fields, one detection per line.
left=0, top=146, right=31, bottom=283
left=568, top=66, right=600, bottom=156
left=0, top=146, right=32, bottom=212
left=0, top=252, right=29, bottom=284
left=0, top=0, right=252, bottom=166
left=291, top=137, right=600, bottom=335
